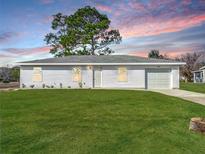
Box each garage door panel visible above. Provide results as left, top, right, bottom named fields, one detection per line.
left=146, top=69, right=171, bottom=89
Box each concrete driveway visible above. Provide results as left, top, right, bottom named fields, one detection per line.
left=151, top=89, right=205, bottom=106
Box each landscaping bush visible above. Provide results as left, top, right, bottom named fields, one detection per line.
left=3, top=80, right=10, bottom=83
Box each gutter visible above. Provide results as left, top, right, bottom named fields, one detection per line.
left=18, top=62, right=186, bottom=66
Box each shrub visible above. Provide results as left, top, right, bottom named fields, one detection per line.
left=3, top=80, right=10, bottom=83
left=22, top=84, right=26, bottom=88
left=30, top=85, right=35, bottom=88
left=78, top=82, right=83, bottom=88
left=42, top=84, right=46, bottom=88
left=60, top=83, right=63, bottom=88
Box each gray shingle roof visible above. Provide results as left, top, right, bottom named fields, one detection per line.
left=20, top=55, right=180, bottom=64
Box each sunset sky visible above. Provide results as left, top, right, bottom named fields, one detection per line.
left=0, top=0, right=205, bottom=66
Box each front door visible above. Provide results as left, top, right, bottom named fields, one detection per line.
left=94, top=68, right=101, bottom=87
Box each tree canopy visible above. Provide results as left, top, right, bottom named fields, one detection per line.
left=45, top=6, right=122, bottom=57
left=148, top=50, right=162, bottom=59
left=148, top=50, right=169, bottom=59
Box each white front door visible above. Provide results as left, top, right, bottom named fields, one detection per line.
left=94, top=68, right=102, bottom=87
left=146, top=69, right=171, bottom=89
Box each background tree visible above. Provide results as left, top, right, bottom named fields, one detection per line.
left=148, top=50, right=160, bottom=58
left=45, top=6, right=122, bottom=57
left=1, top=67, right=11, bottom=83
left=148, top=50, right=166, bottom=59
left=148, top=50, right=170, bottom=59
left=11, top=67, right=20, bottom=82
left=0, top=66, right=20, bottom=83
left=176, top=52, right=205, bottom=82
left=194, top=53, right=205, bottom=69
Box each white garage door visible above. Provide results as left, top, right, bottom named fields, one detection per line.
left=146, top=69, right=171, bottom=89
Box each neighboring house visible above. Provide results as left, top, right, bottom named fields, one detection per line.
left=193, top=66, right=205, bottom=83
left=19, top=55, right=185, bottom=89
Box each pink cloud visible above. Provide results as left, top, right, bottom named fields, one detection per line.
left=128, top=45, right=203, bottom=58
left=109, top=0, right=205, bottom=38
left=40, top=16, right=53, bottom=24
left=0, top=32, right=22, bottom=44
left=146, top=0, right=176, bottom=10
left=128, top=50, right=188, bottom=58
left=0, top=46, right=52, bottom=66
left=40, top=0, right=54, bottom=4
left=119, top=14, right=205, bottom=38
left=129, top=51, right=148, bottom=57
left=4, top=46, right=51, bottom=56
left=181, top=0, right=192, bottom=5
left=96, top=4, right=112, bottom=13
left=0, top=53, right=13, bottom=58
left=199, top=0, right=205, bottom=4
left=128, top=1, right=145, bottom=11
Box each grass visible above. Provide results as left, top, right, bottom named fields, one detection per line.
left=180, top=82, right=205, bottom=94
left=1, top=89, right=205, bottom=154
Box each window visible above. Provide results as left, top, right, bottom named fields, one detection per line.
left=118, top=67, right=127, bottom=82
left=73, top=67, right=81, bottom=82
left=32, top=67, right=42, bottom=82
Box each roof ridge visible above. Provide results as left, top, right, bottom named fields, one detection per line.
left=18, top=55, right=183, bottom=64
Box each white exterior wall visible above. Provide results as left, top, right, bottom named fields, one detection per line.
left=100, top=66, right=145, bottom=88
left=20, top=65, right=180, bottom=89
left=20, top=66, right=93, bottom=88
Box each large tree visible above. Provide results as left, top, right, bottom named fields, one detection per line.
left=45, top=6, right=122, bottom=57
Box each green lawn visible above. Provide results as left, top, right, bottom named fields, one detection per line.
left=1, top=90, right=205, bottom=154
left=180, top=82, right=205, bottom=94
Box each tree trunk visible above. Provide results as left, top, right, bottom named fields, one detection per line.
left=189, top=117, right=205, bottom=133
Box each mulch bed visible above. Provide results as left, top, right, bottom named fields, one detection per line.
left=0, top=82, right=20, bottom=89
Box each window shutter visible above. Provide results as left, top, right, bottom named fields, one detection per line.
left=73, top=67, right=81, bottom=82
left=118, top=67, right=127, bottom=82
left=32, top=67, right=42, bottom=82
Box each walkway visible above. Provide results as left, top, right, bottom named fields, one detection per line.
left=152, top=89, right=205, bottom=106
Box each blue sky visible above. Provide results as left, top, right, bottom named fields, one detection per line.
left=0, top=0, right=205, bottom=66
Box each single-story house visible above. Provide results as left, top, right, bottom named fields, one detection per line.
left=193, top=66, right=205, bottom=83
left=19, top=55, right=185, bottom=89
